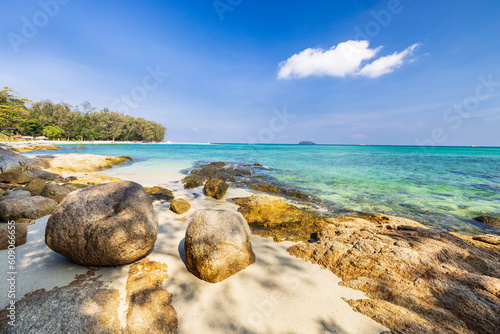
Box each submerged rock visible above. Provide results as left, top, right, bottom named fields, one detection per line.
left=184, top=210, right=255, bottom=283
left=474, top=215, right=500, bottom=227
left=170, top=198, right=190, bottom=214
left=45, top=181, right=158, bottom=266
left=0, top=196, right=58, bottom=221
left=288, top=221, right=500, bottom=334
left=204, top=178, right=229, bottom=199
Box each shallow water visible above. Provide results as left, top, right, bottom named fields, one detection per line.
left=26, top=143, right=500, bottom=235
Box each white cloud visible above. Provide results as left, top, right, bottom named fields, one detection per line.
left=358, top=43, right=420, bottom=78
left=277, top=40, right=420, bottom=80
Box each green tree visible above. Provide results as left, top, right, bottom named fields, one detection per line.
left=43, top=125, right=65, bottom=139
left=0, top=87, right=29, bottom=131
left=21, top=119, right=44, bottom=136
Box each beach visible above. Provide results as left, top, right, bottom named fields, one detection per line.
left=0, top=143, right=499, bottom=333
left=0, top=169, right=387, bottom=333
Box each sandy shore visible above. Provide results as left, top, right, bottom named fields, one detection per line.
left=0, top=177, right=388, bottom=333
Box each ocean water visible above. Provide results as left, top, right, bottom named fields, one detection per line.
left=25, top=143, right=500, bottom=235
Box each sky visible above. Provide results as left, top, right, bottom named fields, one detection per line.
left=1, top=0, right=500, bottom=146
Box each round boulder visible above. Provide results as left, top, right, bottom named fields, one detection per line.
left=184, top=210, right=255, bottom=283
left=170, top=199, right=190, bottom=214
left=45, top=181, right=159, bottom=266
left=25, top=178, right=48, bottom=196
left=41, top=183, right=71, bottom=203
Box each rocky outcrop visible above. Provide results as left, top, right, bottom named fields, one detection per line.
left=232, top=194, right=329, bottom=242
left=125, top=258, right=178, bottom=333
left=170, top=198, right=190, bottom=214
left=45, top=181, right=158, bottom=266
left=0, top=271, right=122, bottom=333
left=184, top=210, right=255, bottom=283
left=72, top=146, right=85, bottom=149
left=204, top=178, right=229, bottom=199
left=144, top=186, right=174, bottom=201
left=288, top=221, right=500, bottom=334
left=25, top=178, right=48, bottom=196
left=40, top=183, right=71, bottom=203
left=0, top=261, right=178, bottom=333
left=0, top=196, right=58, bottom=221
left=9, top=144, right=61, bottom=152
left=33, top=154, right=133, bottom=174
left=0, top=222, right=27, bottom=250
left=474, top=215, right=500, bottom=227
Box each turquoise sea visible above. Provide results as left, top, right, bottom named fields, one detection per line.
left=25, top=144, right=500, bottom=236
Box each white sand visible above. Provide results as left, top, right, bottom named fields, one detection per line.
left=0, top=179, right=388, bottom=333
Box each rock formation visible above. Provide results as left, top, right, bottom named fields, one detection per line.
left=45, top=181, right=158, bottom=266
left=184, top=210, right=255, bottom=283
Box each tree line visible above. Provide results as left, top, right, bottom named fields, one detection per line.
left=0, top=87, right=166, bottom=142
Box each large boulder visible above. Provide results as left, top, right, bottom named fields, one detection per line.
left=45, top=181, right=159, bottom=266
left=25, top=178, right=48, bottom=196
left=204, top=178, right=229, bottom=199
left=184, top=210, right=255, bottom=283
left=170, top=199, right=190, bottom=214
left=41, top=183, right=71, bottom=203
left=0, top=222, right=28, bottom=250
left=0, top=148, right=35, bottom=183
left=0, top=196, right=58, bottom=221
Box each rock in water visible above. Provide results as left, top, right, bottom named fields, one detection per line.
left=474, top=215, right=500, bottom=227
left=45, top=181, right=158, bottom=266
left=184, top=210, right=255, bottom=283
left=170, top=198, right=190, bottom=214
left=0, top=196, right=58, bottom=221
left=40, top=183, right=71, bottom=203
left=203, top=178, right=229, bottom=199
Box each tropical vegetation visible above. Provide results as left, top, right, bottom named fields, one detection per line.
left=0, top=87, right=166, bottom=142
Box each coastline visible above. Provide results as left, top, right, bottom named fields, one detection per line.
left=0, top=171, right=388, bottom=333
left=1, top=146, right=499, bottom=333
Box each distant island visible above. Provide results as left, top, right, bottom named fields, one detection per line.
left=0, top=86, right=166, bottom=142
left=299, top=141, right=316, bottom=145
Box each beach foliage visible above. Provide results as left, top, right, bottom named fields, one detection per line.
left=1, top=86, right=166, bottom=141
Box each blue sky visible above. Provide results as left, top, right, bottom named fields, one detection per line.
left=1, top=0, right=499, bottom=145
